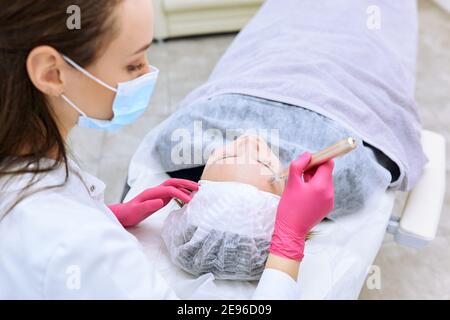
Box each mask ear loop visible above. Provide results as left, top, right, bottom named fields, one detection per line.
left=60, top=55, right=118, bottom=118
left=61, top=94, right=87, bottom=117
left=62, top=55, right=118, bottom=93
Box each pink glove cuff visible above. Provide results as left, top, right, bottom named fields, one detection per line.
left=269, top=225, right=306, bottom=261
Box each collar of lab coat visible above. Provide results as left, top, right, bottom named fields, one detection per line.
left=68, top=158, right=106, bottom=200
left=0, top=157, right=106, bottom=217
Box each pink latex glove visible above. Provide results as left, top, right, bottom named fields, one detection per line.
left=269, top=152, right=335, bottom=261
left=108, top=178, right=199, bottom=228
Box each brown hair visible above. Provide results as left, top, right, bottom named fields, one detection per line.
left=0, top=1, right=121, bottom=211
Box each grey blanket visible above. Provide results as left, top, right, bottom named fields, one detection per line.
left=154, top=94, right=392, bottom=219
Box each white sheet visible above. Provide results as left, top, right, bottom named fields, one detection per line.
left=125, top=171, right=396, bottom=300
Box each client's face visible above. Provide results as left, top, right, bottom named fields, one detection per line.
left=201, top=134, right=284, bottom=195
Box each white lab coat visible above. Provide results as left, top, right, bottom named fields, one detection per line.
left=0, top=159, right=299, bottom=299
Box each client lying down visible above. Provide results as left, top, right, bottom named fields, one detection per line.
left=162, top=134, right=286, bottom=280
left=161, top=133, right=387, bottom=280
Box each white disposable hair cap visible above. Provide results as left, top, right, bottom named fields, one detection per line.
left=186, top=180, right=280, bottom=238
left=161, top=180, right=281, bottom=280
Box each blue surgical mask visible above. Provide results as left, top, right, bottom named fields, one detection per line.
left=61, top=55, right=159, bottom=131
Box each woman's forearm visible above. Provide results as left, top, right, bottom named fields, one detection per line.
left=265, top=254, right=300, bottom=281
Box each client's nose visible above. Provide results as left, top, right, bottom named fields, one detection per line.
left=237, top=136, right=260, bottom=157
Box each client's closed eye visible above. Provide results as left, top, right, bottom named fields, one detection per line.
left=215, top=155, right=275, bottom=173
left=217, top=155, right=235, bottom=161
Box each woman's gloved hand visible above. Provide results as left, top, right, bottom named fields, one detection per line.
left=269, top=152, right=335, bottom=261
left=108, top=178, right=199, bottom=228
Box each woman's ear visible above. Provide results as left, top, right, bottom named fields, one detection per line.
left=26, top=46, right=66, bottom=97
